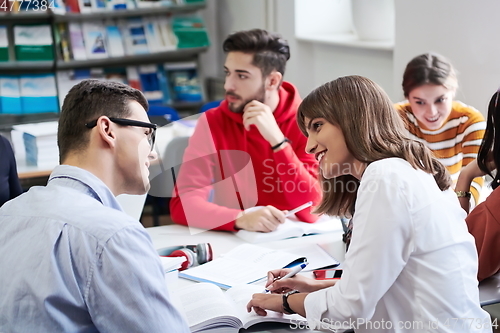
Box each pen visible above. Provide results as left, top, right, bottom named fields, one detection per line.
left=285, top=201, right=313, bottom=217
left=263, top=262, right=309, bottom=293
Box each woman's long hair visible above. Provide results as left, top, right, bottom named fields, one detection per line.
left=297, top=75, right=452, bottom=217
left=478, top=90, right=500, bottom=189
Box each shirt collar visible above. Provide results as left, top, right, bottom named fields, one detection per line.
left=48, top=165, right=123, bottom=212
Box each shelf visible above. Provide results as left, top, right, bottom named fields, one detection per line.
left=53, top=3, right=205, bottom=22
left=170, top=101, right=203, bottom=111
left=0, top=2, right=205, bottom=22
left=296, top=33, right=394, bottom=51
left=0, top=61, right=55, bottom=73
left=0, top=112, right=59, bottom=130
left=0, top=11, right=51, bottom=22
left=56, top=47, right=208, bottom=69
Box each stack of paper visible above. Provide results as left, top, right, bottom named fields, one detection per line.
left=13, top=121, right=59, bottom=168
left=179, top=243, right=339, bottom=289
left=235, top=214, right=343, bottom=243
left=159, top=256, right=186, bottom=273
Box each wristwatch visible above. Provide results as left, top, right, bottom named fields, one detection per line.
left=282, top=290, right=300, bottom=314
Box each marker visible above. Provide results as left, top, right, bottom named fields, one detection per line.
left=263, top=262, right=309, bottom=293
left=285, top=201, right=313, bottom=217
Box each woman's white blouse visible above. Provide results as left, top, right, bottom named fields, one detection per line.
left=304, top=158, right=491, bottom=333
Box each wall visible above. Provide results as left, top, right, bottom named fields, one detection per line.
left=205, top=0, right=394, bottom=101
left=394, top=0, right=500, bottom=113
left=204, top=0, right=500, bottom=115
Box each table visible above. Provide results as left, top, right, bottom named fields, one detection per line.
left=147, top=224, right=346, bottom=332
left=147, top=224, right=500, bottom=332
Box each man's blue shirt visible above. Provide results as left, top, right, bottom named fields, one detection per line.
left=0, top=165, right=189, bottom=332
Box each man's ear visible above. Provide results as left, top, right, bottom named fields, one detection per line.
left=265, top=71, right=282, bottom=91
left=96, top=117, right=116, bottom=149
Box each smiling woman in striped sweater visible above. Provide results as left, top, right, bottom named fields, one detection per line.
left=395, top=52, right=486, bottom=207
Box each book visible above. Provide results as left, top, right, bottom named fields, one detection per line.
left=172, top=15, right=210, bottom=48
left=137, top=65, right=163, bottom=104
left=55, top=22, right=72, bottom=62
left=163, top=61, right=202, bottom=102
left=125, top=18, right=150, bottom=55
left=0, top=26, right=8, bottom=62
left=125, top=66, right=142, bottom=90
left=14, top=121, right=59, bottom=168
left=68, top=22, right=87, bottom=60
left=82, top=22, right=109, bottom=59
left=173, top=282, right=307, bottom=333
left=104, top=22, right=125, bottom=57
left=235, top=214, right=343, bottom=243
left=13, top=25, right=54, bottom=61
left=0, top=76, right=22, bottom=114
left=159, top=256, right=186, bottom=273
left=19, top=74, right=59, bottom=114
left=77, top=0, right=93, bottom=13
left=179, top=243, right=339, bottom=289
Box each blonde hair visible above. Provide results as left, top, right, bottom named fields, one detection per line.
left=297, top=75, right=452, bottom=217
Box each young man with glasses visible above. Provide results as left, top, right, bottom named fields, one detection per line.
left=0, top=80, right=190, bottom=332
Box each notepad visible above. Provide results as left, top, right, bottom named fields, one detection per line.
left=173, top=282, right=307, bottom=333
left=179, top=243, right=339, bottom=289
left=235, top=214, right=343, bottom=243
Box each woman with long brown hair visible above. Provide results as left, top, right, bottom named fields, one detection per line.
left=246, top=76, right=490, bottom=332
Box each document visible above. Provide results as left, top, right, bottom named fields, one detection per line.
left=174, top=282, right=307, bottom=333
left=235, top=214, right=343, bottom=243
left=179, top=243, right=339, bottom=289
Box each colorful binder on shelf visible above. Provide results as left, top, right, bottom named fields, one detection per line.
left=19, top=74, right=59, bottom=114
left=172, top=16, right=209, bottom=48
left=0, top=76, right=22, bottom=114
left=0, top=26, right=8, bottom=62
left=14, top=25, right=54, bottom=61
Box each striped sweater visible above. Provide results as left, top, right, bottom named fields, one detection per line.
left=395, top=100, right=486, bottom=205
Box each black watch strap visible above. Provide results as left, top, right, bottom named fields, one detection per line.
left=282, top=290, right=300, bottom=314
left=271, top=138, right=291, bottom=151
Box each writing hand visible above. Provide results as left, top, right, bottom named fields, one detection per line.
left=266, top=268, right=336, bottom=293
left=235, top=205, right=286, bottom=232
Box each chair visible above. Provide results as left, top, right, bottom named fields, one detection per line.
left=199, top=100, right=222, bottom=113
left=148, top=105, right=180, bottom=122
left=148, top=136, right=190, bottom=226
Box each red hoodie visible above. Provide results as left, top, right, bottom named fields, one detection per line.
left=170, top=82, right=321, bottom=231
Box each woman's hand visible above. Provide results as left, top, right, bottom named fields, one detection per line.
left=456, top=159, right=485, bottom=213
left=246, top=293, right=283, bottom=316
left=265, top=268, right=336, bottom=294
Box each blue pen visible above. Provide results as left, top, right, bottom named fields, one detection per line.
left=263, top=262, right=309, bottom=293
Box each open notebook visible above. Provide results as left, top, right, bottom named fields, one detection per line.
left=235, top=214, right=343, bottom=243
left=179, top=243, right=339, bottom=289
left=173, top=282, right=307, bottom=333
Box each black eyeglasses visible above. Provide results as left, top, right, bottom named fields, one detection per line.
left=85, top=117, right=157, bottom=151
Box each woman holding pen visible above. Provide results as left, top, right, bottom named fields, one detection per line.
left=246, top=76, right=490, bottom=332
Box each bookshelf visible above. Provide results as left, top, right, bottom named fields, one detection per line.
left=0, top=1, right=209, bottom=126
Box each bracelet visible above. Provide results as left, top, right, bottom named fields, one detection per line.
left=455, top=190, right=471, bottom=199
left=271, top=138, right=290, bottom=151
left=282, top=290, right=300, bottom=314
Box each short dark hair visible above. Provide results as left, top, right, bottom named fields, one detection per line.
left=222, top=29, right=290, bottom=78
left=402, top=52, right=458, bottom=97
left=58, top=79, right=148, bottom=163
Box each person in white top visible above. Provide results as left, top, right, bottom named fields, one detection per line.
left=246, top=75, right=492, bottom=333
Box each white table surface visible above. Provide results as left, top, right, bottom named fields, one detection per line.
left=146, top=224, right=500, bottom=332
left=146, top=224, right=346, bottom=332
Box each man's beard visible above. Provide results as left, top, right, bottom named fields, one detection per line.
left=227, top=84, right=266, bottom=113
